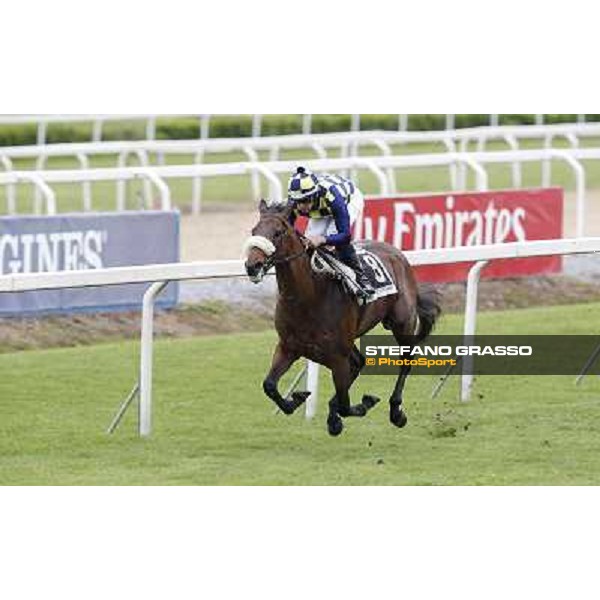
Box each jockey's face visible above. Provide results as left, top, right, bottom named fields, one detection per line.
left=294, top=187, right=322, bottom=216
left=296, top=199, right=312, bottom=216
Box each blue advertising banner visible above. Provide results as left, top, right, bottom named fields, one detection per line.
left=0, top=211, right=179, bottom=316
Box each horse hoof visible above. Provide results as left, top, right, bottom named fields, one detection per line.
left=291, top=391, right=311, bottom=405
left=390, top=410, right=408, bottom=429
left=350, top=405, right=367, bottom=417
left=328, top=416, right=344, bottom=437
left=362, top=395, right=381, bottom=411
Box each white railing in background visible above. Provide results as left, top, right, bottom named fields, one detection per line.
left=1, top=124, right=599, bottom=213
left=1, top=238, right=598, bottom=436
left=0, top=114, right=258, bottom=143
left=0, top=115, right=592, bottom=143
left=0, top=148, right=592, bottom=236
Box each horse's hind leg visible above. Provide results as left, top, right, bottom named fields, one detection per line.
left=389, top=363, right=410, bottom=429
left=388, top=329, right=415, bottom=429
left=263, top=343, right=307, bottom=415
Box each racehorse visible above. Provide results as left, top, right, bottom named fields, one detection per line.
left=244, top=200, right=442, bottom=437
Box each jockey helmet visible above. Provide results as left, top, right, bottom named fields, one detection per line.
left=288, top=167, right=320, bottom=202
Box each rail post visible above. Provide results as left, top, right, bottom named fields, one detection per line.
left=251, top=164, right=283, bottom=204
left=302, top=114, right=312, bottom=135
left=17, top=173, right=57, bottom=215
left=461, top=260, right=488, bottom=401
left=460, top=156, right=489, bottom=192
left=192, top=149, right=205, bottom=215
left=76, top=152, right=92, bottom=211
left=92, top=119, right=104, bottom=142
left=137, top=169, right=172, bottom=211
left=139, top=281, right=170, bottom=437
left=37, top=120, right=47, bottom=145
left=550, top=150, right=586, bottom=237
left=503, top=134, right=522, bottom=188
left=305, top=361, right=320, bottom=419
left=252, top=115, right=263, bottom=138
left=243, top=146, right=261, bottom=200
left=200, top=115, right=211, bottom=139
left=0, top=155, right=16, bottom=214
left=117, top=150, right=152, bottom=210
left=442, top=137, right=459, bottom=190
left=360, top=159, right=390, bottom=196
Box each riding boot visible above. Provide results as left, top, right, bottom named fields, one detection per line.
left=339, top=245, right=375, bottom=296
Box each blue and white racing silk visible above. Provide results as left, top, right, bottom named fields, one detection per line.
left=292, top=173, right=363, bottom=247
left=294, top=173, right=356, bottom=219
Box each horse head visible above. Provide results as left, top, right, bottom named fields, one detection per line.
left=243, top=199, right=299, bottom=283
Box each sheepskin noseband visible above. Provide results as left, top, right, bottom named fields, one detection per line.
left=243, top=236, right=276, bottom=259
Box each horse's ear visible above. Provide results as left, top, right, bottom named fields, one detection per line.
left=259, top=199, right=268, bottom=213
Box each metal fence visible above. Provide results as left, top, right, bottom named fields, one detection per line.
left=0, top=147, right=594, bottom=236
left=2, top=123, right=600, bottom=215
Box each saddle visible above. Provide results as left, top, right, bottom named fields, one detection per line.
left=310, top=247, right=398, bottom=305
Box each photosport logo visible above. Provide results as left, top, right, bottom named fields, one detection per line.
left=360, top=336, right=600, bottom=376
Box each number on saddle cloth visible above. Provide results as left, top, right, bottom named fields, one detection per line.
left=311, top=248, right=398, bottom=303
left=356, top=249, right=397, bottom=298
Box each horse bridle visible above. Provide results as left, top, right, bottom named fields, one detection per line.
left=261, top=216, right=310, bottom=273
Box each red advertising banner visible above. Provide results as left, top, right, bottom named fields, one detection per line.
left=355, top=188, right=564, bottom=283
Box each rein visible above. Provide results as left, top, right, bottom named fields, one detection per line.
left=263, top=218, right=310, bottom=272
left=266, top=245, right=307, bottom=268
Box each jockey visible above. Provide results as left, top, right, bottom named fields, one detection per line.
left=287, top=166, right=375, bottom=297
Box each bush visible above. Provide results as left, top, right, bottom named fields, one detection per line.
left=1, top=114, right=598, bottom=146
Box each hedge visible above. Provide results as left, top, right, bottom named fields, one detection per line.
left=1, top=114, right=599, bottom=146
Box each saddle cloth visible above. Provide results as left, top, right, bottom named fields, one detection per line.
left=311, top=248, right=398, bottom=305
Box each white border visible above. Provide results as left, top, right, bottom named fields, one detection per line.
left=2, top=1, right=598, bottom=597
left=3, top=488, right=599, bottom=599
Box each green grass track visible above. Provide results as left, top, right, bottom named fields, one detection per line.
left=1, top=302, right=600, bottom=485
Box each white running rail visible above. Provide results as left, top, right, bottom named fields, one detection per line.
left=0, top=148, right=592, bottom=236
left=2, top=124, right=600, bottom=213
left=1, top=237, right=598, bottom=436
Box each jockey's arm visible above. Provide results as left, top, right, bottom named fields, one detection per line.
left=325, top=189, right=352, bottom=247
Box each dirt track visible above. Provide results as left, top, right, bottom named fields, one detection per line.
left=181, top=210, right=257, bottom=262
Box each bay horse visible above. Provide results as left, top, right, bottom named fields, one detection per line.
left=244, top=200, right=441, bottom=437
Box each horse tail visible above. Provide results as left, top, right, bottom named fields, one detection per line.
left=415, top=285, right=442, bottom=341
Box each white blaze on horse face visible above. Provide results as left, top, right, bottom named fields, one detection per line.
left=242, top=236, right=276, bottom=259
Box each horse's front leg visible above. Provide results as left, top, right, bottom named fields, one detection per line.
left=327, top=347, right=379, bottom=437
left=263, top=343, right=307, bottom=415
left=327, top=356, right=371, bottom=437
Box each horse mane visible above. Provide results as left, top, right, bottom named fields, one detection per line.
left=260, top=201, right=291, bottom=216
